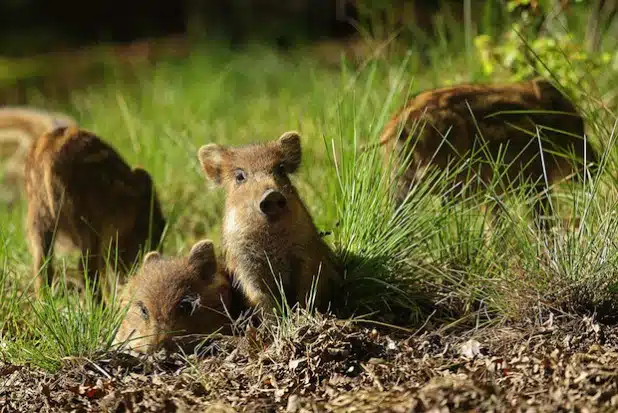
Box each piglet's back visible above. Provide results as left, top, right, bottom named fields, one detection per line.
left=28, top=126, right=135, bottom=193
left=380, top=78, right=585, bottom=150
left=25, top=126, right=144, bottom=219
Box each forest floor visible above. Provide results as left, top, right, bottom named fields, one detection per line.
left=3, top=312, right=618, bottom=412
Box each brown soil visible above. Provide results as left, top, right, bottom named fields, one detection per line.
left=3, top=313, right=618, bottom=412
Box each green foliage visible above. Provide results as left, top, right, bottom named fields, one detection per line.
left=475, top=26, right=611, bottom=92
left=474, top=0, right=616, bottom=115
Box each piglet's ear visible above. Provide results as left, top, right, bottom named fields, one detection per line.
left=143, top=251, right=162, bottom=265
left=132, top=167, right=156, bottom=197
left=188, top=239, right=218, bottom=279
left=278, top=131, right=301, bottom=174
left=198, top=144, right=228, bottom=185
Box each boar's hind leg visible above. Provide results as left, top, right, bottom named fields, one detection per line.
left=26, top=207, right=55, bottom=295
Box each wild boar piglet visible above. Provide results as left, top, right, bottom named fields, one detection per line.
left=115, top=239, right=232, bottom=353
left=198, top=131, right=341, bottom=316
left=379, top=78, right=597, bottom=228
left=24, top=125, right=165, bottom=298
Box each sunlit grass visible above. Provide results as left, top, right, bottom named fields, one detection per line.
left=1, top=17, right=618, bottom=372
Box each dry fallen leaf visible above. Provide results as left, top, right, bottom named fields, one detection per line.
left=460, top=339, right=483, bottom=359
left=289, top=358, right=306, bottom=371
left=286, top=394, right=300, bottom=412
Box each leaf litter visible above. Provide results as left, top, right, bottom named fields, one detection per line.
left=3, top=313, right=618, bottom=412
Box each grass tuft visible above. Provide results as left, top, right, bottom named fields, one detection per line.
left=3, top=272, right=126, bottom=371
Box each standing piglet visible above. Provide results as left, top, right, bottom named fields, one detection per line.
left=379, top=78, right=597, bottom=228
left=24, top=125, right=166, bottom=298
left=197, top=131, right=340, bottom=316
left=115, top=239, right=232, bottom=353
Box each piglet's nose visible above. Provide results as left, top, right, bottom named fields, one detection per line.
left=259, top=189, right=287, bottom=218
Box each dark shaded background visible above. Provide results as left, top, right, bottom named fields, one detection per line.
left=1, top=0, right=351, bottom=55
left=0, top=0, right=468, bottom=56
left=0, top=0, right=524, bottom=104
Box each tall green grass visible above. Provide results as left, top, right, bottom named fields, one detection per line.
left=2, top=6, right=618, bottom=370
left=3, top=276, right=126, bottom=371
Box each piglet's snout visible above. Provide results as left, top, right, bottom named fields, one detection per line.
left=259, top=189, right=287, bottom=219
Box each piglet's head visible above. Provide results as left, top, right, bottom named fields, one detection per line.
left=198, top=131, right=302, bottom=223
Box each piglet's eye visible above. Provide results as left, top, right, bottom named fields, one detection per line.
left=274, top=163, right=286, bottom=176
left=136, top=301, right=149, bottom=321
left=179, top=294, right=201, bottom=316
left=234, top=169, right=247, bottom=184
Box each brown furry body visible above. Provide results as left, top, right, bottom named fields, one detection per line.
left=198, top=132, right=340, bottom=315
left=379, top=78, right=597, bottom=223
left=115, top=239, right=231, bottom=353
left=0, top=107, right=76, bottom=205
left=24, top=125, right=165, bottom=297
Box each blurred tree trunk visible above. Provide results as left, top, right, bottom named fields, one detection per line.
left=586, top=0, right=617, bottom=52
left=541, top=0, right=569, bottom=35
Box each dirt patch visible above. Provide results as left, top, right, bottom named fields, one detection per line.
left=3, top=314, right=618, bottom=412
